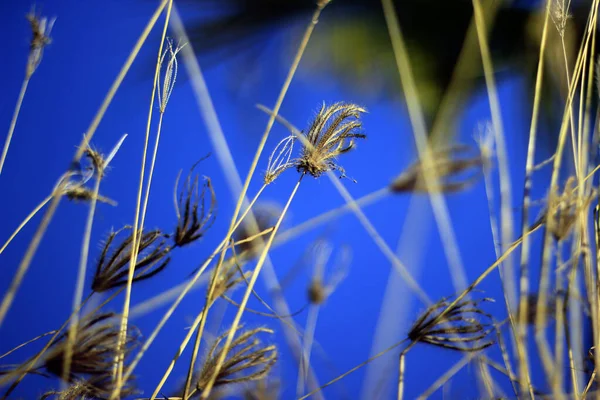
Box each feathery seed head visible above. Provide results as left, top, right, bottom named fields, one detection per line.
left=196, top=326, right=278, bottom=392
left=296, top=102, right=367, bottom=179
left=173, top=166, right=216, bottom=248
left=158, top=39, right=186, bottom=113
left=390, top=144, right=483, bottom=194
left=408, top=295, right=495, bottom=352
left=92, top=226, right=171, bottom=292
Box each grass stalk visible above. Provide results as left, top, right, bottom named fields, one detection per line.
left=0, top=78, right=30, bottom=175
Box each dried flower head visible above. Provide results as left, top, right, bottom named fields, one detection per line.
left=195, top=326, right=277, bottom=392
left=44, top=313, right=138, bottom=397
left=92, top=226, right=171, bottom=292
left=158, top=39, right=186, bottom=113
left=390, top=144, right=483, bottom=193
left=551, top=0, right=571, bottom=37
left=25, top=8, right=55, bottom=79
left=173, top=162, right=216, bottom=248
left=296, top=102, right=366, bottom=179
left=408, top=296, right=494, bottom=352
left=264, top=135, right=296, bottom=184
left=545, top=176, right=595, bottom=241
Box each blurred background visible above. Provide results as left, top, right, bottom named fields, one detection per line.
left=0, top=0, right=590, bottom=398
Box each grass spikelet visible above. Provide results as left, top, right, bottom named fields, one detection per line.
left=194, top=326, right=278, bottom=393
left=92, top=226, right=171, bottom=292
left=43, top=313, right=138, bottom=397
left=408, top=295, right=495, bottom=352
left=296, top=102, right=367, bottom=179
left=264, top=135, right=296, bottom=185
left=390, top=144, right=484, bottom=194
left=173, top=165, right=217, bottom=248
left=25, top=8, right=55, bottom=79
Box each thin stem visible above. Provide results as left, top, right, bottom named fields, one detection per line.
left=297, top=303, right=321, bottom=397
left=299, top=339, right=409, bottom=400
left=114, top=1, right=173, bottom=393
left=0, top=78, right=30, bottom=175
left=397, top=344, right=414, bottom=400
left=62, top=171, right=102, bottom=383
left=517, top=1, right=552, bottom=398
left=0, top=194, right=52, bottom=255
left=199, top=176, right=304, bottom=399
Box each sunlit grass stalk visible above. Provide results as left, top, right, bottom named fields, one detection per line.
left=199, top=176, right=304, bottom=399
left=0, top=0, right=169, bottom=330
left=536, top=0, right=599, bottom=390
left=61, top=167, right=103, bottom=385
left=113, top=0, right=173, bottom=393
left=516, top=0, right=552, bottom=398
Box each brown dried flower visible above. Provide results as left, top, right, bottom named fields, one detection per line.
left=408, top=296, right=494, bottom=352
left=296, top=102, right=366, bottom=179
left=173, top=167, right=216, bottom=248
left=92, top=226, right=171, bottom=292
left=390, top=144, right=483, bottom=194
left=43, top=313, right=138, bottom=397
left=195, top=326, right=277, bottom=392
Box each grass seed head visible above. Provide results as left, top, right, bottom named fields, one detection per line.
left=92, top=226, right=171, bottom=292
left=390, top=144, right=483, bottom=194
left=195, top=326, right=278, bottom=392
left=44, top=313, right=138, bottom=397
left=408, top=295, right=495, bottom=352
left=173, top=166, right=216, bottom=248
left=296, top=102, right=367, bottom=179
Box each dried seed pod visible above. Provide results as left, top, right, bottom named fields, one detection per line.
left=296, top=102, right=367, bottom=179
left=44, top=313, right=138, bottom=397
left=307, top=279, right=326, bottom=305
left=92, top=226, right=171, bottom=292
left=390, top=144, right=483, bottom=194
left=196, top=326, right=278, bottom=392
left=408, top=296, right=494, bottom=352
left=173, top=168, right=216, bottom=248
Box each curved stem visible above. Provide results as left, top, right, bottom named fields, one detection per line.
left=0, top=78, right=30, bottom=175
left=0, top=194, right=52, bottom=256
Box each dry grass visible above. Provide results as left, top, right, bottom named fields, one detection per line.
left=3, top=0, right=600, bottom=399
